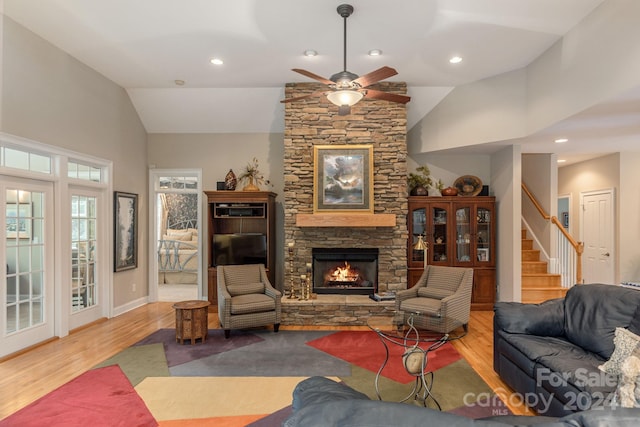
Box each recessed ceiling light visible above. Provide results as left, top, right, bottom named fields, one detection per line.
left=555, top=138, right=568, bottom=143
left=210, top=58, right=224, bottom=65
left=368, top=49, right=382, bottom=56
left=174, top=79, right=185, bottom=86
left=557, top=159, right=567, bottom=163
left=303, top=50, right=318, bottom=57
left=449, top=56, right=463, bottom=64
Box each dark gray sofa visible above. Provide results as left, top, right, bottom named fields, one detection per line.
left=282, top=376, right=640, bottom=426
left=494, top=284, right=640, bottom=417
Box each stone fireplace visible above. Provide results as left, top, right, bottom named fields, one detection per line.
left=283, top=81, right=409, bottom=304
left=312, top=248, right=378, bottom=295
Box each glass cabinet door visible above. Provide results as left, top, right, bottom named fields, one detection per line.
left=410, top=207, right=427, bottom=267
left=455, top=206, right=472, bottom=264
left=431, top=206, right=448, bottom=264
left=476, top=206, right=492, bottom=264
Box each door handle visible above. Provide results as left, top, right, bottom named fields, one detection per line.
left=603, top=252, right=610, bottom=257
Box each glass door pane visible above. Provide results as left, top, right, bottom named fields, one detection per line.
left=455, top=206, right=472, bottom=263
left=476, top=207, right=491, bottom=263
left=71, top=195, right=98, bottom=311
left=431, top=207, right=448, bottom=263
left=410, top=207, right=426, bottom=265
left=5, top=189, right=45, bottom=333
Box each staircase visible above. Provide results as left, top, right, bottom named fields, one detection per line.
left=521, top=229, right=568, bottom=303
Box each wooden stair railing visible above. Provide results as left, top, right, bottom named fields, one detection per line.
left=521, top=183, right=584, bottom=285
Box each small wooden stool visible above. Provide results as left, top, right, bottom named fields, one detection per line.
left=172, top=300, right=210, bottom=344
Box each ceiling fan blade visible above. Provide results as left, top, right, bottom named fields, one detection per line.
left=280, top=90, right=326, bottom=103
left=364, top=89, right=411, bottom=104
left=352, top=66, right=398, bottom=88
left=292, top=69, right=334, bottom=86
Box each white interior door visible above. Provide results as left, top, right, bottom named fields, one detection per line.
left=581, top=189, right=615, bottom=284
left=1, top=179, right=55, bottom=358
left=68, top=188, right=107, bottom=329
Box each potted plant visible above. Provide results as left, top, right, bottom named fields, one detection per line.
left=408, top=165, right=444, bottom=196
left=238, top=157, right=270, bottom=191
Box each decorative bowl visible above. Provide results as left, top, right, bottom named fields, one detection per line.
left=441, top=186, right=459, bottom=196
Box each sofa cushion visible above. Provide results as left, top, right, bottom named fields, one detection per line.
left=494, top=299, right=565, bottom=336
left=537, top=349, right=616, bottom=397
left=599, top=328, right=640, bottom=376
left=564, top=284, right=640, bottom=360
left=627, top=304, right=640, bottom=336
left=290, top=376, right=369, bottom=411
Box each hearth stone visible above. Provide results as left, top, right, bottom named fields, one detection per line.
left=281, top=294, right=394, bottom=326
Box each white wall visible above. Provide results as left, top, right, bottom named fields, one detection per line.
left=619, top=151, right=640, bottom=282
left=1, top=15, right=149, bottom=310
left=522, top=154, right=557, bottom=254
left=491, top=145, right=522, bottom=302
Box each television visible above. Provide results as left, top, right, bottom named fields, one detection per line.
left=212, top=233, right=267, bottom=266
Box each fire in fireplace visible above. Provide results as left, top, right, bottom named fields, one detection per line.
left=312, top=248, right=378, bottom=295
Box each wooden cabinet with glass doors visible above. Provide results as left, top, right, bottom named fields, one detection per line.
left=408, top=196, right=496, bottom=310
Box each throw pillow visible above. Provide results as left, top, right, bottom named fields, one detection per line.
left=617, top=346, right=640, bottom=408
left=628, top=304, right=640, bottom=336
left=417, top=287, right=453, bottom=300
left=227, top=282, right=264, bottom=296
left=599, top=327, right=640, bottom=376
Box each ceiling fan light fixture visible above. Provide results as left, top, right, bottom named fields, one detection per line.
left=326, top=89, right=363, bottom=107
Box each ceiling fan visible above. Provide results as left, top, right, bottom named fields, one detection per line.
left=281, top=3, right=411, bottom=115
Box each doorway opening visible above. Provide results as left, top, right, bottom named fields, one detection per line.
left=150, top=171, right=202, bottom=302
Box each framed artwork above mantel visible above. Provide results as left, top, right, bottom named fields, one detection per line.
left=313, top=144, right=374, bottom=213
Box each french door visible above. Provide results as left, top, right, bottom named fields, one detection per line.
left=68, top=187, right=107, bottom=329
left=1, top=178, right=55, bottom=357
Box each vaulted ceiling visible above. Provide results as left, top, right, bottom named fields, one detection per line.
left=4, top=0, right=639, bottom=165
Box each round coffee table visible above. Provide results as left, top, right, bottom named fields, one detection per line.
left=367, top=309, right=457, bottom=409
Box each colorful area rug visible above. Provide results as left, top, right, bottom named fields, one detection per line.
left=1, top=329, right=509, bottom=426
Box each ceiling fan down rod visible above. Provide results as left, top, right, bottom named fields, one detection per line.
left=337, top=4, right=354, bottom=73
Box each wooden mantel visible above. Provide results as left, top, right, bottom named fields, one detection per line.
left=296, top=213, right=396, bottom=228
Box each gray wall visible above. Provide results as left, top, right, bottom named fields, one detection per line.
left=1, top=16, right=148, bottom=309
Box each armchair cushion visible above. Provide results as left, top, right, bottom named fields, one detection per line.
left=227, top=282, right=265, bottom=296
left=400, top=297, right=442, bottom=316
left=230, top=293, right=276, bottom=315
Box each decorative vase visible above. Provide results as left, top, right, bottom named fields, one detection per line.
left=410, top=185, right=428, bottom=196
left=224, top=169, right=237, bottom=190
left=441, top=186, right=459, bottom=196
left=242, top=176, right=260, bottom=191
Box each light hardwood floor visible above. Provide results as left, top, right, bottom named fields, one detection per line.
left=0, top=303, right=533, bottom=419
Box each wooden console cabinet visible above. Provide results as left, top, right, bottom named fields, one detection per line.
left=204, top=191, right=276, bottom=309
left=408, top=196, right=496, bottom=310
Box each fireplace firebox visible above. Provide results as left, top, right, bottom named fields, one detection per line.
left=312, top=248, right=378, bottom=295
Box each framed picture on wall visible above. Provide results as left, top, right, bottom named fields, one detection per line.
left=114, top=191, right=138, bottom=272
left=313, top=144, right=374, bottom=213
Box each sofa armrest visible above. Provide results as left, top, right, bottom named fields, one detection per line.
left=494, top=299, right=565, bottom=336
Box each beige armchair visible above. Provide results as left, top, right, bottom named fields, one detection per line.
left=217, top=264, right=282, bottom=339
left=395, top=265, right=474, bottom=333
